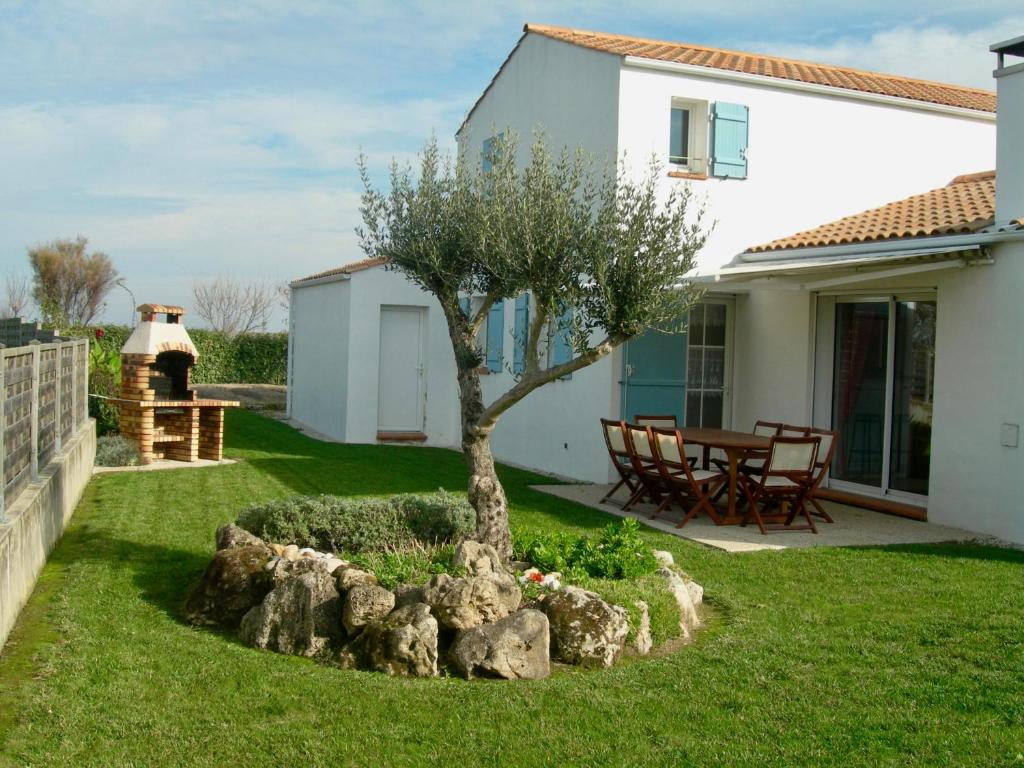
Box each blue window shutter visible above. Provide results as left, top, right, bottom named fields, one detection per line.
left=513, top=293, right=529, bottom=375
left=458, top=296, right=471, bottom=318
left=486, top=300, right=504, bottom=373
left=711, top=102, right=749, bottom=179
left=551, top=306, right=573, bottom=377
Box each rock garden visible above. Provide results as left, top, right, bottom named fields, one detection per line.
left=184, top=491, right=704, bottom=679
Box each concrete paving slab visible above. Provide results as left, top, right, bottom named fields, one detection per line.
left=532, top=483, right=986, bottom=553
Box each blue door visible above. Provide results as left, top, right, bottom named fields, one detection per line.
left=621, top=323, right=688, bottom=424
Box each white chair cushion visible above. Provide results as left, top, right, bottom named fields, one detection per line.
left=654, top=433, right=683, bottom=464
left=607, top=426, right=626, bottom=453
left=629, top=428, right=654, bottom=458
left=690, top=469, right=720, bottom=483
left=764, top=476, right=800, bottom=489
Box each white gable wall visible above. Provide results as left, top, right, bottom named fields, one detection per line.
left=616, top=63, right=997, bottom=273
left=459, top=34, right=625, bottom=481
left=288, top=278, right=352, bottom=440
left=458, top=34, right=621, bottom=169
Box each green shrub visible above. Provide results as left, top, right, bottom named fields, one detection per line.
left=74, top=325, right=288, bottom=385
left=236, top=491, right=475, bottom=556
left=394, top=490, right=476, bottom=543
left=94, top=435, right=141, bottom=467
left=512, top=519, right=657, bottom=581
left=88, top=339, right=122, bottom=436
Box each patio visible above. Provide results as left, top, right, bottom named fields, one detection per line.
left=534, top=482, right=985, bottom=553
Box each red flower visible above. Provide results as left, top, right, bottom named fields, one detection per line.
left=95, top=328, right=106, bottom=339
left=528, top=571, right=543, bottom=583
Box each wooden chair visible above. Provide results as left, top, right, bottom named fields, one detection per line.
left=634, top=414, right=699, bottom=467
left=806, top=427, right=838, bottom=522
left=622, top=423, right=668, bottom=511
left=739, top=435, right=821, bottom=534
left=780, top=424, right=810, bottom=438
left=599, top=419, right=640, bottom=506
left=649, top=427, right=727, bottom=527
left=711, top=419, right=782, bottom=500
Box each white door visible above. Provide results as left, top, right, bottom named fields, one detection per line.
left=377, top=307, right=426, bottom=433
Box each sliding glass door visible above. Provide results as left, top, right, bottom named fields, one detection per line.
left=830, top=296, right=936, bottom=502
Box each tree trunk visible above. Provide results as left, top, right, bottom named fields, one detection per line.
left=464, top=430, right=511, bottom=560
left=449, top=317, right=513, bottom=561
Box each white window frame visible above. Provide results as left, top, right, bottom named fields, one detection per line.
left=670, top=98, right=710, bottom=175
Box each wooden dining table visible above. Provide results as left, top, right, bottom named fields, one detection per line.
left=677, top=427, right=772, bottom=524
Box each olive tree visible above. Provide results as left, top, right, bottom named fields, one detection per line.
left=358, top=134, right=708, bottom=559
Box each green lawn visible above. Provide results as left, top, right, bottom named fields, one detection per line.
left=2, top=410, right=1023, bottom=767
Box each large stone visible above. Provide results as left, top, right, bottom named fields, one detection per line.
left=656, top=567, right=702, bottom=639
left=633, top=600, right=653, bottom=655
left=343, top=584, right=396, bottom=635
left=215, top=524, right=265, bottom=551
left=336, top=566, right=379, bottom=593
left=541, top=587, right=629, bottom=668
left=184, top=544, right=273, bottom=628
left=393, top=583, right=425, bottom=609
left=652, top=550, right=675, bottom=568
left=452, top=540, right=506, bottom=578
left=449, top=609, right=550, bottom=680
left=421, top=573, right=521, bottom=630
left=341, top=603, right=439, bottom=677
left=239, top=568, right=342, bottom=657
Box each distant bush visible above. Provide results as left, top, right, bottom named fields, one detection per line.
left=77, top=325, right=288, bottom=385
left=236, top=490, right=475, bottom=556
left=94, top=435, right=141, bottom=467
left=512, top=519, right=658, bottom=581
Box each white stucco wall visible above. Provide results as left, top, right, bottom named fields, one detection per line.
left=458, top=33, right=622, bottom=168
left=729, top=289, right=814, bottom=432
left=929, top=246, right=1024, bottom=543
left=456, top=33, right=625, bottom=481
left=288, top=278, right=351, bottom=439
left=616, top=63, right=997, bottom=273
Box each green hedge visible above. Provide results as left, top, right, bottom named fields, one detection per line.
left=80, top=325, right=288, bottom=385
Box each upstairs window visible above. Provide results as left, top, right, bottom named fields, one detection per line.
left=668, top=99, right=709, bottom=175
left=669, top=99, right=750, bottom=179
left=669, top=107, right=691, bottom=166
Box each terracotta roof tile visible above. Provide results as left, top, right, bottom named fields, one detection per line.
left=293, top=257, right=388, bottom=284
left=526, top=24, right=996, bottom=113
left=746, top=171, right=1001, bottom=252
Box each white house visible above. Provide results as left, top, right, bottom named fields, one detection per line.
left=711, top=34, right=1024, bottom=543
left=288, top=25, right=1009, bottom=533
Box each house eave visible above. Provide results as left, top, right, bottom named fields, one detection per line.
left=623, top=56, right=997, bottom=122
left=726, top=227, right=1024, bottom=268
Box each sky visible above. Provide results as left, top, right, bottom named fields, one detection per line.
left=0, top=1, right=1020, bottom=329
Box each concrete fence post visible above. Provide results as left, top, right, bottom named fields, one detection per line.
left=80, top=340, right=89, bottom=430
left=54, top=343, right=63, bottom=454
left=0, top=349, right=6, bottom=522
left=29, top=342, right=41, bottom=483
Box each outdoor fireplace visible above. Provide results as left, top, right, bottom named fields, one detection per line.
left=118, top=304, right=238, bottom=464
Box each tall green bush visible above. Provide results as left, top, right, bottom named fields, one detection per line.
left=77, top=325, right=288, bottom=384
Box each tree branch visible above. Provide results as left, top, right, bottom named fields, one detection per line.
left=477, top=335, right=622, bottom=431
left=523, top=301, right=549, bottom=376
left=469, top=289, right=502, bottom=336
